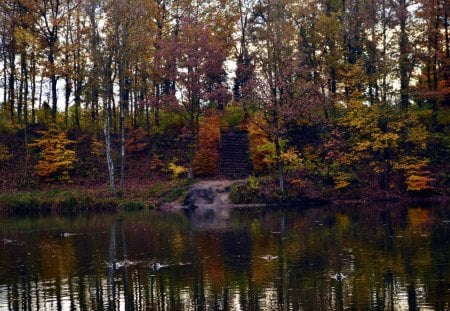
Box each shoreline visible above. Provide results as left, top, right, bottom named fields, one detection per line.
left=0, top=178, right=448, bottom=216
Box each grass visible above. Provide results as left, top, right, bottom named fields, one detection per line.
left=0, top=189, right=119, bottom=214
left=0, top=178, right=196, bottom=215
left=141, top=178, right=195, bottom=205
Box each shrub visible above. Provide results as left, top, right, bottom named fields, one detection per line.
left=29, top=126, right=76, bottom=182
left=0, top=144, right=13, bottom=162
left=167, top=162, right=188, bottom=178
left=122, top=201, right=146, bottom=211
left=222, top=105, right=245, bottom=128
left=193, top=115, right=220, bottom=176
left=229, top=179, right=263, bottom=204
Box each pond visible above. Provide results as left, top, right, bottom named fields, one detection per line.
left=1, top=203, right=450, bottom=310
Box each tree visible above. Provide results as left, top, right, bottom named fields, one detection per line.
left=158, top=16, right=229, bottom=179
left=29, top=125, right=76, bottom=181
left=337, top=102, right=429, bottom=191
left=393, top=0, right=415, bottom=109
left=249, top=0, right=323, bottom=194
left=193, top=113, right=220, bottom=176
left=233, top=0, right=255, bottom=103
left=86, top=0, right=116, bottom=194
left=32, top=0, right=71, bottom=121
left=414, top=0, right=450, bottom=128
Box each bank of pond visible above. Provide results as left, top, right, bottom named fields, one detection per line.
left=0, top=178, right=447, bottom=216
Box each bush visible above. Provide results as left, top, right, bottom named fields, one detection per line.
left=222, top=105, right=245, bottom=128
left=122, top=201, right=146, bottom=211
left=229, top=180, right=263, bottom=204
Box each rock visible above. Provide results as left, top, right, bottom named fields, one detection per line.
left=183, top=188, right=215, bottom=208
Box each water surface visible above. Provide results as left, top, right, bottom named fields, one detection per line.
left=1, top=203, right=450, bottom=310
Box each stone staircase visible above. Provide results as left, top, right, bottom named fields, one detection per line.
left=219, top=129, right=252, bottom=179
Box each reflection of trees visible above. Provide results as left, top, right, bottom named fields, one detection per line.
left=1, top=204, right=450, bottom=309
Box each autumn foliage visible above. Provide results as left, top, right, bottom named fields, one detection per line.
left=248, top=116, right=272, bottom=173
left=29, top=126, right=76, bottom=182
left=0, top=0, right=449, bottom=199
left=193, top=115, right=220, bottom=177
left=125, top=128, right=148, bottom=153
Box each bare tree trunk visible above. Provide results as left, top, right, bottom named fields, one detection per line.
left=188, top=118, right=195, bottom=180
left=23, top=51, right=28, bottom=127
left=398, top=0, right=410, bottom=109
left=39, top=77, right=44, bottom=110
left=274, top=133, right=285, bottom=195
left=104, top=97, right=116, bottom=196
left=381, top=0, right=388, bottom=105
left=117, top=14, right=129, bottom=191
left=49, top=43, right=58, bottom=121
left=431, top=3, right=440, bottom=128
left=118, top=60, right=126, bottom=190
left=102, top=42, right=116, bottom=194
left=8, top=49, right=15, bottom=121
left=64, top=10, right=72, bottom=128
left=65, top=75, right=71, bottom=127
left=73, top=18, right=82, bottom=129
left=2, top=50, right=7, bottom=105
left=74, top=76, right=81, bottom=128
left=18, top=51, right=24, bottom=123
left=120, top=92, right=125, bottom=190
left=31, top=51, right=36, bottom=124
left=23, top=56, right=29, bottom=185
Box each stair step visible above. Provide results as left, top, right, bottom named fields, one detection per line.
left=219, top=130, right=252, bottom=175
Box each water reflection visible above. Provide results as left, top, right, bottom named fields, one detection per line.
left=1, top=203, right=450, bottom=310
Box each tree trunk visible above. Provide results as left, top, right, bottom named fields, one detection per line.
left=73, top=30, right=82, bottom=129
left=49, top=43, right=58, bottom=121
left=91, top=79, right=99, bottom=125
left=154, top=83, right=160, bottom=128
left=73, top=43, right=81, bottom=128
left=103, top=50, right=116, bottom=195
left=104, top=97, right=116, bottom=196
left=8, top=49, right=15, bottom=121
left=74, top=77, right=81, bottom=128
left=274, top=134, right=285, bottom=195
left=18, top=51, right=24, bottom=123
left=445, top=2, right=450, bottom=59
left=31, top=51, right=36, bottom=124
left=65, top=75, right=71, bottom=127
left=23, top=51, right=28, bottom=127
left=23, top=61, right=29, bottom=185
left=381, top=0, right=388, bottom=105
left=3, top=50, right=7, bottom=105
left=431, top=3, right=440, bottom=128
left=188, top=117, right=195, bottom=180
left=120, top=96, right=125, bottom=190
left=119, top=63, right=126, bottom=190
left=398, top=0, right=410, bottom=109
left=23, top=121, right=29, bottom=184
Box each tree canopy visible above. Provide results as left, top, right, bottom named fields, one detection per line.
left=0, top=0, right=449, bottom=197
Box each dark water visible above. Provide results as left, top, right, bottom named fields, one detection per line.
left=1, top=203, right=450, bottom=310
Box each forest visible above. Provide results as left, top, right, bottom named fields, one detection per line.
left=0, top=0, right=449, bottom=207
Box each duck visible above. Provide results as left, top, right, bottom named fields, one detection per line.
left=260, top=255, right=278, bottom=261
left=151, top=262, right=168, bottom=271
left=60, top=232, right=77, bottom=238
left=332, top=272, right=345, bottom=281
left=112, top=259, right=134, bottom=269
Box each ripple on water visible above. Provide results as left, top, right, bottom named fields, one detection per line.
left=1, top=204, right=450, bottom=309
